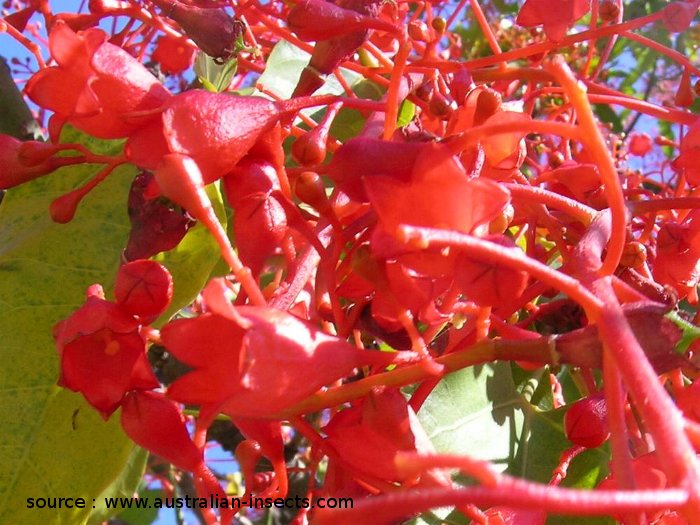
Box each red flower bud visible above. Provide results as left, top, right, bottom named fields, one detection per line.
left=628, top=132, right=653, bottom=157
left=114, top=260, right=173, bottom=322
left=288, top=0, right=390, bottom=42
left=564, top=394, right=609, bottom=448
left=294, top=171, right=331, bottom=214
left=0, top=135, right=82, bottom=189
left=292, top=129, right=328, bottom=166
left=599, top=0, right=621, bottom=22
left=152, top=35, right=196, bottom=74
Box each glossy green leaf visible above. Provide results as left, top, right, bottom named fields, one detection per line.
left=194, top=52, right=238, bottom=93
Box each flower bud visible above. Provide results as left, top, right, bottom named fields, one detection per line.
left=564, top=394, right=610, bottom=448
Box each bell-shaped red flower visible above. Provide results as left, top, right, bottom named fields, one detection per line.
left=324, top=387, right=448, bottom=486
left=364, top=142, right=510, bottom=237
left=662, top=0, right=700, bottom=33
left=160, top=279, right=397, bottom=417
left=454, top=235, right=529, bottom=307
left=447, top=87, right=529, bottom=181
left=54, top=285, right=159, bottom=418
left=26, top=21, right=170, bottom=139
left=516, top=0, right=590, bottom=41
left=121, top=391, right=204, bottom=472
left=157, top=90, right=281, bottom=182
left=653, top=210, right=700, bottom=299
left=327, top=138, right=424, bottom=202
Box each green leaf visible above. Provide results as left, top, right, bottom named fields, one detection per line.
left=194, top=52, right=238, bottom=93
left=397, top=99, right=416, bottom=127
left=412, top=364, right=525, bottom=523
left=508, top=405, right=612, bottom=525
left=0, top=128, right=137, bottom=525
left=418, top=363, right=526, bottom=471
left=257, top=40, right=363, bottom=99
left=593, top=104, right=623, bottom=134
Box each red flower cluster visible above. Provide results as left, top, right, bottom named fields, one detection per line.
left=4, top=0, right=700, bottom=522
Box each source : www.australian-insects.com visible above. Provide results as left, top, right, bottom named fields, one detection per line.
left=26, top=494, right=354, bottom=511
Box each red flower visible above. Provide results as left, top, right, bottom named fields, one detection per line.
left=327, top=138, right=425, bottom=202
left=160, top=279, right=396, bottom=417
left=125, top=90, right=280, bottom=178
left=662, top=1, right=700, bottom=33
left=653, top=210, right=700, bottom=299
left=673, top=118, right=700, bottom=185
left=152, top=35, right=195, bottom=75
left=454, top=235, right=529, bottom=307
left=447, top=86, right=529, bottom=181
left=363, top=142, right=510, bottom=237
left=628, top=133, right=653, bottom=157
left=26, top=21, right=170, bottom=139
left=516, top=0, right=590, bottom=41
left=324, top=387, right=449, bottom=486
left=538, top=162, right=602, bottom=205
left=54, top=285, right=159, bottom=418
left=223, top=159, right=288, bottom=276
